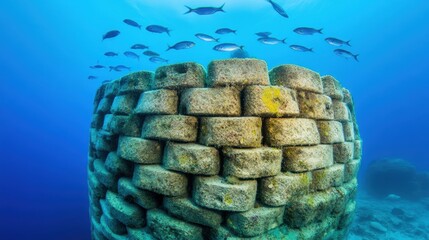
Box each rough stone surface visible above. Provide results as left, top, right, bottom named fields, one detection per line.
left=283, top=145, right=334, bottom=172
left=97, top=98, right=113, bottom=114
left=153, top=62, right=205, bottom=90
left=343, top=121, right=355, bottom=141
left=333, top=100, right=351, bottom=122
left=119, top=71, right=152, bottom=94
left=100, top=199, right=127, bottom=235
left=102, top=114, right=142, bottom=137
left=199, top=117, right=262, bottom=148
left=127, top=227, right=157, bottom=240
left=207, top=59, right=269, bottom=87
left=104, top=80, right=120, bottom=98
left=142, top=115, right=198, bottom=142
left=180, top=87, right=241, bottom=116
left=117, top=136, right=162, bottom=164
left=118, top=178, right=159, bottom=209
left=110, top=93, right=139, bottom=115
left=354, top=140, right=363, bottom=159
left=264, top=118, right=320, bottom=147
left=93, top=159, right=117, bottom=190
left=344, top=159, right=361, bottom=182
left=317, top=120, right=345, bottom=144
left=297, top=91, right=334, bottom=120
left=269, top=64, right=323, bottom=93
left=243, top=85, right=299, bottom=117
left=322, top=75, right=343, bottom=100
left=311, top=164, right=345, bottom=191
left=105, top=191, right=145, bottom=228
left=333, top=142, right=354, bottom=163
left=135, top=89, right=178, bottom=115
left=104, top=151, right=132, bottom=176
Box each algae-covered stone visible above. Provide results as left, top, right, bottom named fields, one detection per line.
left=297, top=91, right=334, bottom=120
left=333, top=142, right=354, bottom=163
left=88, top=169, right=106, bottom=199
left=317, top=120, right=345, bottom=143
left=93, top=159, right=117, bottom=190
left=259, top=172, right=311, bottom=206
left=322, top=75, right=343, bottom=100
left=292, top=216, right=339, bottom=240
left=142, top=115, right=198, bottom=142
left=332, top=100, right=351, bottom=122
left=180, top=87, right=241, bottom=116
left=311, top=164, right=345, bottom=191
left=344, top=159, right=361, bottom=182
left=94, top=84, right=106, bottom=105
left=193, top=176, right=257, bottom=212
left=163, top=142, right=220, bottom=175
left=243, top=85, right=299, bottom=117
left=119, top=71, right=152, bottom=94
left=199, top=117, right=262, bottom=148
left=342, top=88, right=354, bottom=108
left=269, top=64, right=323, bottom=93
left=102, top=114, right=142, bottom=137
left=117, top=136, right=162, bottom=164
left=100, top=199, right=127, bottom=235
left=94, top=130, right=117, bottom=152
left=97, top=98, right=114, bottom=114
left=91, top=114, right=104, bottom=129
left=226, top=205, right=285, bottom=237
left=264, top=118, right=320, bottom=147
left=353, top=140, right=363, bottom=159
left=153, top=62, right=205, bottom=90
left=135, top=89, right=178, bottom=115
left=110, top=93, right=139, bottom=115
left=127, top=227, right=157, bottom=240
left=104, top=152, right=132, bottom=176
left=222, top=147, right=282, bottom=179
left=105, top=191, right=145, bottom=228
left=99, top=215, right=128, bottom=240
left=133, top=165, right=188, bottom=196
left=338, top=200, right=356, bottom=229
left=118, top=178, right=159, bottom=209
left=207, top=59, right=269, bottom=87
left=147, top=209, right=204, bottom=240
left=163, top=197, right=223, bottom=228
left=283, top=145, right=334, bottom=172
left=104, top=79, right=120, bottom=98
left=342, top=121, right=355, bottom=142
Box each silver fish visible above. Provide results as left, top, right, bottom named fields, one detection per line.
left=325, top=37, right=351, bottom=47
left=167, top=41, right=195, bottom=51
left=124, top=51, right=140, bottom=60
left=266, top=0, right=288, bottom=18
left=149, top=57, right=169, bottom=63
left=230, top=49, right=250, bottom=58
left=184, top=3, right=225, bottom=15
left=290, top=45, right=313, bottom=52
left=131, top=44, right=149, bottom=50
left=294, top=27, right=323, bottom=35
left=213, top=43, right=243, bottom=52
left=143, top=50, right=160, bottom=57
left=109, top=65, right=131, bottom=71
left=88, top=76, right=97, bottom=80
left=257, top=37, right=286, bottom=45
left=255, top=32, right=272, bottom=37
left=146, top=25, right=171, bottom=36
left=215, top=28, right=236, bottom=34
left=104, top=52, right=118, bottom=57
left=123, top=19, right=141, bottom=29
left=195, top=33, right=219, bottom=42
left=90, top=64, right=105, bottom=69
left=102, top=30, right=120, bottom=40
left=334, top=49, right=359, bottom=62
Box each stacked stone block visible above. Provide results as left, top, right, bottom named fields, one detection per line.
left=88, top=60, right=362, bottom=240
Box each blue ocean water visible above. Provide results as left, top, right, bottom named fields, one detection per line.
left=0, top=0, right=428, bottom=239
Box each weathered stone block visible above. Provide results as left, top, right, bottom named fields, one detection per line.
left=94, top=131, right=117, bottom=152
left=147, top=209, right=204, bottom=240
left=163, top=197, right=223, bottom=228
left=311, top=164, right=345, bottom=191
left=264, top=118, right=320, bottom=147
left=96, top=98, right=113, bottom=114
left=317, top=120, right=345, bottom=143
left=259, top=172, right=311, bottom=206
left=333, top=142, right=354, bottom=163
left=332, top=100, right=351, bottom=122
left=142, top=115, right=198, bottom=142
left=180, top=87, right=241, bottom=116
left=153, top=62, right=205, bottom=90
left=163, top=142, right=220, bottom=175
left=222, top=147, right=282, bottom=179
left=91, top=114, right=104, bottom=129
left=110, top=93, right=139, bottom=115
left=119, top=71, right=152, bottom=94
left=102, top=114, right=142, bottom=137
left=127, top=227, right=157, bottom=240
left=93, top=159, right=117, bottom=190
left=269, top=64, right=323, bottom=93
left=207, top=59, right=269, bottom=87
left=88, top=170, right=106, bottom=199
left=135, top=89, right=178, bottom=115
left=104, top=152, right=132, bottom=176
left=344, top=159, right=361, bottom=182
left=342, top=88, right=354, bottom=108
left=117, top=136, right=162, bottom=164
left=243, top=85, right=299, bottom=117
left=322, top=75, right=343, bottom=100
left=199, top=117, right=262, bottom=148
left=342, top=121, right=355, bottom=142
left=94, top=84, right=106, bottom=105
left=226, top=205, right=285, bottom=237
left=283, top=145, right=334, bottom=172
left=353, top=140, right=363, bottom=159
left=100, top=199, right=127, bottom=235
left=133, top=165, right=188, bottom=196
left=99, top=215, right=128, bottom=240
left=193, top=176, right=257, bottom=212
left=105, top=191, right=145, bottom=228
left=297, top=91, right=334, bottom=120
left=104, top=80, right=120, bottom=98
left=118, top=178, right=159, bottom=209
left=338, top=200, right=356, bottom=229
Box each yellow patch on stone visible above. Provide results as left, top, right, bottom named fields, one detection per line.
left=261, top=87, right=282, bottom=113
left=223, top=193, right=233, bottom=205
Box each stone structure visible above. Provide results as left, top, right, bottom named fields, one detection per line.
left=88, top=59, right=362, bottom=240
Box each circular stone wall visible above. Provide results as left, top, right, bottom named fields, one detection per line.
left=88, top=59, right=362, bottom=240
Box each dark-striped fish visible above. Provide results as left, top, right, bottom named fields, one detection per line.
left=102, top=30, right=120, bottom=40
left=88, top=76, right=97, bottom=80
left=184, top=3, right=225, bottom=15
left=149, top=57, right=169, bottom=63
left=104, top=52, right=118, bottom=57
left=215, top=28, right=236, bottom=34
left=109, top=65, right=131, bottom=71
left=266, top=0, right=288, bottom=18
left=325, top=38, right=351, bottom=47
left=213, top=43, right=243, bottom=52
left=257, top=37, right=286, bottom=45
left=146, top=25, right=171, bottom=36
left=123, top=19, right=141, bottom=29
left=131, top=44, right=149, bottom=50
left=290, top=45, right=313, bottom=52
left=90, top=65, right=105, bottom=69
left=124, top=51, right=140, bottom=60
left=167, top=41, right=195, bottom=51
left=334, top=49, right=359, bottom=62
left=195, top=33, right=219, bottom=42
left=255, top=32, right=272, bottom=37
left=143, top=50, right=160, bottom=57
left=294, top=27, right=323, bottom=35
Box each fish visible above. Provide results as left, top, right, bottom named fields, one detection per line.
left=109, top=65, right=131, bottom=72
left=102, top=30, right=120, bottom=40
left=230, top=49, right=249, bottom=58
left=123, top=19, right=141, bottom=29
left=266, top=0, right=288, bottom=18
left=294, top=27, right=323, bottom=35
left=255, top=32, right=272, bottom=37
left=90, top=65, right=105, bottom=69
left=149, top=57, right=169, bottom=63
left=325, top=37, right=351, bottom=47
left=124, top=51, right=140, bottom=60
left=102, top=80, right=111, bottom=84
left=88, top=76, right=97, bottom=80
left=184, top=3, right=225, bottom=15
left=104, top=52, right=118, bottom=57
left=143, top=50, right=160, bottom=57
left=131, top=44, right=149, bottom=50
left=215, top=28, right=236, bottom=35
left=167, top=41, right=195, bottom=51
left=257, top=37, right=286, bottom=45
left=195, top=33, right=219, bottom=42
left=213, top=43, right=243, bottom=52
left=290, top=45, right=313, bottom=52
left=146, top=25, right=171, bottom=36
left=334, top=49, right=359, bottom=61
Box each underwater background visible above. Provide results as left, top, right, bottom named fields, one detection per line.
left=0, top=0, right=428, bottom=239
